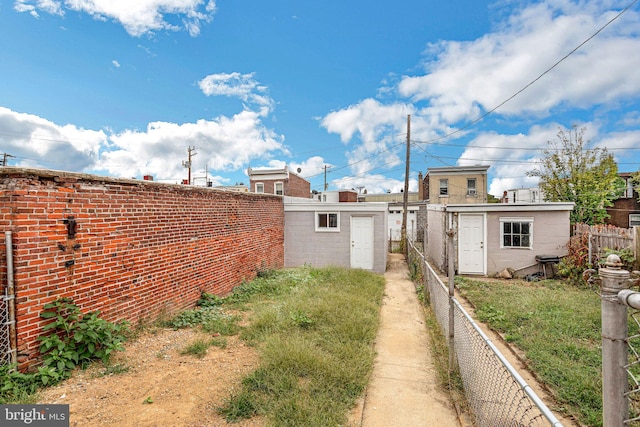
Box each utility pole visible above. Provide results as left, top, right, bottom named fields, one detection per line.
left=323, top=165, right=331, bottom=191
left=401, top=115, right=411, bottom=255
left=1, top=153, right=14, bottom=167
left=182, top=146, right=197, bottom=185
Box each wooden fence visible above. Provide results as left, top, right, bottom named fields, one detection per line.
left=574, top=223, right=639, bottom=267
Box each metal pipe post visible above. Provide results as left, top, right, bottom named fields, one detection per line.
left=447, top=212, right=456, bottom=371
left=600, top=254, right=630, bottom=426
left=5, top=231, right=17, bottom=365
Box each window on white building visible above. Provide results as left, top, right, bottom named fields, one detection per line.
left=316, top=212, right=339, bottom=231
left=500, top=217, right=533, bottom=248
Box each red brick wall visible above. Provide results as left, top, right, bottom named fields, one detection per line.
left=285, top=173, right=310, bottom=198
left=250, top=173, right=310, bottom=198
left=0, top=169, right=284, bottom=369
left=338, top=191, right=357, bottom=202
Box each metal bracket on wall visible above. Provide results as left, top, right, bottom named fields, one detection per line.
left=63, top=216, right=77, bottom=239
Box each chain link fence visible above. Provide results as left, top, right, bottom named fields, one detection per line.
left=627, top=308, right=640, bottom=425
left=408, top=240, right=562, bottom=426
left=1, top=291, right=12, bottom=365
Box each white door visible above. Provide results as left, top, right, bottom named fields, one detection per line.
left=458, top=214, right=485, bottom=274
left=351, top=216, right=374, bottom=270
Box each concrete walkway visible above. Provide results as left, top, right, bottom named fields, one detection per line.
left=357, top=253, right=461, bottom=427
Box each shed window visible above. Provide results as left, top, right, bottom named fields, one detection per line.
left=630, top=214, right=640, bottom=227
left=500, top=217, right=533, bottom=248
left=316, top=212, right=339, bottom=232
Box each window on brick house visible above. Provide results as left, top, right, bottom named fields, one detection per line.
left=500, top=217, right=533, bottom=248
left=439, top=179, right=448, bottom=196
left=467, top=179, right=477, bottom=196
left=316, top=212, right=339, bottom=232
left=274, top=182, right=284, bottom=195
left=255, top=182, right=264, bottom=193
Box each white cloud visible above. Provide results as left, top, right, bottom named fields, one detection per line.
left=14, top=0, right=63, bottom=17
left=14, top=0, right=217, bottom=37
left=321, top=99, right=412, bottom=144
left=0, top=107, right=105, bottom=170
left=0, top=106, right=287, bottom=182
left=331, top=174, right=416, bottom=195
left=112, top=60, right=120, bottom=68
left=96, top=110, right=287, bottom=180
left=198, top=72, right=274, bottom=112
left=459, top=122, right=638, bottom=195
left=398, top=1, right=640, bottom=122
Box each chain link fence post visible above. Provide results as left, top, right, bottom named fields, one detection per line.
left=600, top=254, right=630, bottom=426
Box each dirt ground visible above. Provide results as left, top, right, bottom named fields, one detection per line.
left=37, top=328, right=265, bottom=427
left=36, top=264, right=577, bottom=427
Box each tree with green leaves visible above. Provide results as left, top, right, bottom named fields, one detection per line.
left=527, top=126, right=624, bottom=225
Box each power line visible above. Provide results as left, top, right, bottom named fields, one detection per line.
left=316, top=0, right=639, bottom=188
left=412, top=0, right=639, bottom=146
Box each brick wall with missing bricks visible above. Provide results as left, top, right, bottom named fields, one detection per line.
left=0, top=168, right=284, bottom=369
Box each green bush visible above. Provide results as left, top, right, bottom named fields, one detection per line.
left=557, top=233, right=591, bottom=287
left=38, top=298, right=128, bottom=373
left=1, top=298, right=128, bottom=403
left=599, top=247, right=636, bottom=271
left=197, top=292, right=224, bottom=308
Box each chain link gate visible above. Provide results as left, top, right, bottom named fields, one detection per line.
left=1, top=290, right=13, bottom=365
left=1, top=230, right=16, bottom=366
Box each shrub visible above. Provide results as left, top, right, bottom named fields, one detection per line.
left=197, top=292, right=223, bottom=308
left=1, top=298, right=128, bottom=403
left=38, top=298, right=128, bottom=373
left=557, top=233, right=591, bottom=287
left=599, top=247, right=636, bottom=271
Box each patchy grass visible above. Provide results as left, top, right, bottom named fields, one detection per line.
left=218, top=266, right=386, bottom=426
left=455, top=276, right=602, bottom=426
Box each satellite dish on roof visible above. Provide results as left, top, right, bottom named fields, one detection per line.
left=297, top=168, right=302, bottom=173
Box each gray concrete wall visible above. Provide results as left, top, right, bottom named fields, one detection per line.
left=284, top=203, right=388, bottom=274
left=426, top=205, right=447, bottom=272
left=486, top=209, right=570, bottom=276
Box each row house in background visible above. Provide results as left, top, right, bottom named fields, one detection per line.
left=419, top=165, right=490, bottom=204
left=500, top=187, right=543, bottom=203
left=607, top=172, right=640, bottom=228
left=247, top=166, right=311, bottom=198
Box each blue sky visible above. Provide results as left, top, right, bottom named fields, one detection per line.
left=1, top=0, right=639, bottom=196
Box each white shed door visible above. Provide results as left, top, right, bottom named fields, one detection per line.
left=458, top=214, right=485, bottom=275
left=351, top=216, right=374, bottom=270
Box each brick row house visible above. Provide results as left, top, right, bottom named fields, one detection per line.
left=247, top=166, right=311, bottom=198
left=606, top=172, right=640, bottom=228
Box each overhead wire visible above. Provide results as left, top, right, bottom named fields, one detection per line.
left=410, top=0, right=640, bottom=146
left=317, top=0, right=640, bottom=188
